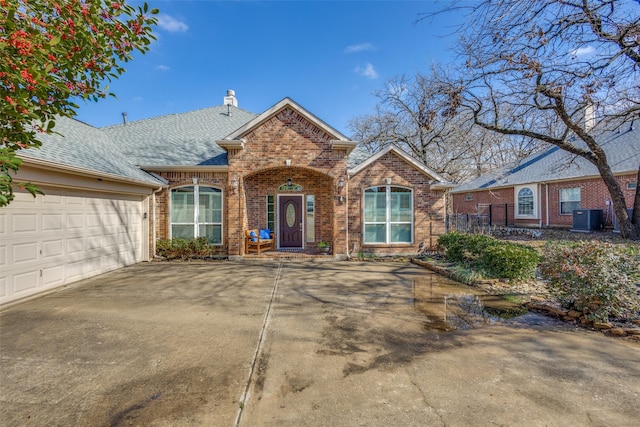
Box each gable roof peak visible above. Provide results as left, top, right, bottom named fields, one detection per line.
left=221, top=97, right=352, bottom=142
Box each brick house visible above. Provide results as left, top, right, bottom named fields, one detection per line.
left=450, top=123, right=639, bottom=229
left=2, top=92, right=452, bottom=305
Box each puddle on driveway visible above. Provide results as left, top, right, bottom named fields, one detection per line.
left=410, top=273, right=528, bottom=332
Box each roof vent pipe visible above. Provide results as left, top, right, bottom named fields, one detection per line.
left=223, top=89, right=238, bottom=108
left=122, top=112, right=128, bottom=125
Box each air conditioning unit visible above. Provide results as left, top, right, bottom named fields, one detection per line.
left=613, top=208, right=634, bottom=233
left=572, top=209, right=603, bottom=232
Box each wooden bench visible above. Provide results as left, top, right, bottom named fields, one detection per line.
left=245, top=229, right=275, bottom=255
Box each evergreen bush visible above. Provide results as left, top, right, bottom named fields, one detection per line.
left=437, top=232, right=538, bottom=281
left=156, top=237, right=220, bottom=260
left=539, top=241, right=640, bottom=322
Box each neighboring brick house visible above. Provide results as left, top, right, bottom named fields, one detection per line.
left=450, top=123, right=640, bottom=229
left=2, top=92, right=453, bottom=304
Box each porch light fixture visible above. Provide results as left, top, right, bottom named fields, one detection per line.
left=336, top=176, right=346, bottom=203
left=231, top=175, right=239, bottom=193
left=287, top=177, right=293, bottom=187
left=285, top=159, right=291, bottom=167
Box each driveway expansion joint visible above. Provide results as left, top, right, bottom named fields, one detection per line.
left=234, top=261, right=283, bottom=427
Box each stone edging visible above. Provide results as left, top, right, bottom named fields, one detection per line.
left=410, top=258, right=640, bottom=342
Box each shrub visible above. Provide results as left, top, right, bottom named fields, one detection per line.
left=466, top=233, right=497, bottom=255
left=437, top=232, right=538, bottom=281
left=156, top=237, right=221, bottom=260
left=478, top=242, right=539, bottom=281
left=539, top=241, right=640, bottom=322
left=437, top=232, right=469, bottom=262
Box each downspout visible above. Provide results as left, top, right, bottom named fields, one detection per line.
left=345, top=175, right=350, bottom=260
left=545, top=183, right=549, bottom=227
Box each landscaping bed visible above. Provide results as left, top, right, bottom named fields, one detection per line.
left=414, top=228, right=640, bottom=341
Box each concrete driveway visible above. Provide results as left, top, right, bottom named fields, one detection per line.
left=1, top=261, right=639, bottom=426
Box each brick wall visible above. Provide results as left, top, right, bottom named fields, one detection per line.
left=348, top=151, right=447, bottom=255
left=226, top=106, right=349, bottom=255
left=151, top=171, right=229, bottom=256
left=148, top=106, right=450, bottom=257
left=451, top=173, right=638, bottom=229
left=546, top=174, right=637, bottom=227
left=243, top=167, right=333, bottom=244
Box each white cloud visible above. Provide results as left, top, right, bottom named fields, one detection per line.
left=570, top=45, right=595, bottom=58
left=354, top=63, right=379, bottom=79
left=156, top=65, right=170, bottom=71
left=156, top=14, right=188, bottom=33
left=344, top=43, right=376, bottom=54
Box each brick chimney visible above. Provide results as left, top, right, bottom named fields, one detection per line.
left=583, top=103, right=595, bottom=132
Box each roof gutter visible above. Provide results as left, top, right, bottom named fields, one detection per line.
left=431, top=182, right=457, bottom=190
left=20, top=155, right=165, bottom=188
left=449, top=170, right=638, bottom=194
left=139, top=165, right=229, bottom=173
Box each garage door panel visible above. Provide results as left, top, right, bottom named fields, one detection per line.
left=104, top=233, right=119, bottom=248
left=85, top=235, right=102, bottom=251
left=42, top=214, right=64, bottom=231
left=42, top=193, right=63, bottom=205
left=86, top=214, right=102, bottom=228
left=14, top=271, right=38, bottom=293
left=66, top=260, right=85, bottom=282
left=85, top=256, right=102, bottom=275
left=10, top=191, right=39, bottom=206
left=66, top=214, right=84, bottom=229
left=66, top=237, right=85, bottom=254
left=43, top=240, right=64, bottom=258
left=12, top=214, right=37, bottom=233
left=13, top=243, right=38, bottom=264
left=65, top=194, right=84, bottom=205
left=1, top=188, right=147, bottom=306
left=43, top=266, right=64, bottom=287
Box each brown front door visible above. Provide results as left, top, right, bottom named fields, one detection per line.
left=279, top=195, right=303, bottom=248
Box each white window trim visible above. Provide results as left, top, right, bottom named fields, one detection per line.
left=559, top=187, right=581, bottom=215
left=266, top=195, right=275, bottom=232
left=362, top=185, right=414, bottom=245
left=514, top=184, right=538, bottom=219
left=170, top=185, right=224, bottom=245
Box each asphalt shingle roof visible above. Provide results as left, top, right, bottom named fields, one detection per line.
left=101, top=105, right=258, bottom=166
left=347, top=146, right=376, bottom=169
left=451, top=123, right=640, bottom=193
left=20, top=101, right=457, bottom=183
left=20, top=116, right=164, bottom=185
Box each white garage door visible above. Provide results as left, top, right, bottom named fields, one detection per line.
left=0, top=188, right=146, bottom=305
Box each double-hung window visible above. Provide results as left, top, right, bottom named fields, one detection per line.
left=559, top=187, right=580, bottom=215
left=363, top=186, right=413, bottom=244
left=171, top=186, right=223, bottom=244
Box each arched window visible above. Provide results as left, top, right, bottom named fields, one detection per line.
left=171, top=186, right=223, bottom=244
left=363, top=186, right=413, bottom=244
left=517, top=187, right=534, bottom=216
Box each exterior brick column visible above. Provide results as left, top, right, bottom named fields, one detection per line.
left=332, top=177, right=348, bottom=260
left=227, top=174, right=244, bottom=258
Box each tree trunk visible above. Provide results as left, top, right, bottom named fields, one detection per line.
left=602, top=163, right=640, bottom=240
left=632, top=164, right=640, bottom=234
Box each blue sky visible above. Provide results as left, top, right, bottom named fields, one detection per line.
left=75, top=1, right=465, bottom=136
